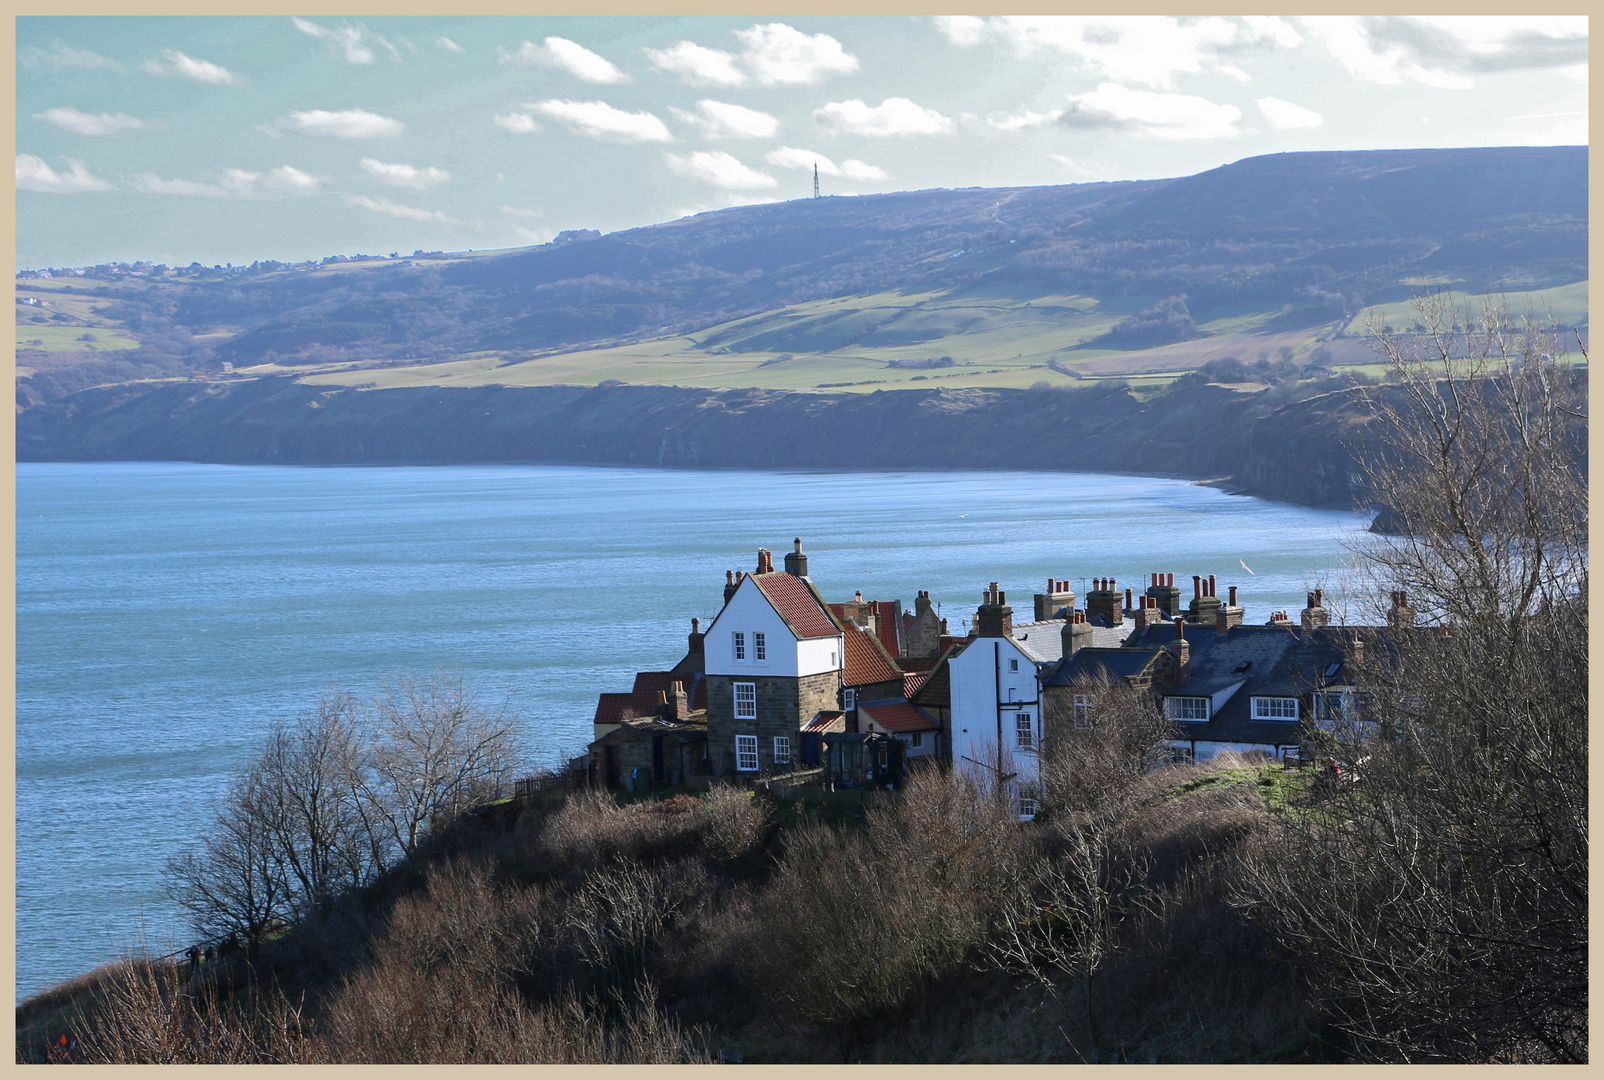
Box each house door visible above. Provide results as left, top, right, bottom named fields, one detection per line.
left=652, top=736, right=665, bottom=784
left=604, top=744, right=620, bottom=789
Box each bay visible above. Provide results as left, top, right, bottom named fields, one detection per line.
left=16, top=460, right=1368, bottom=1000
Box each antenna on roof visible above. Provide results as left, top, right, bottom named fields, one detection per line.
left=813, top=162, right=820, bottom=199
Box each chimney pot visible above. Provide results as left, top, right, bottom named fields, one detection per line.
left=794, top=537, right=802, bottom=553
left=1228, top=585, right=1238, bottom=606
left=1175, top=618, right=1185, bottom=640
left=1125, top=587, right=1133, bottom=608
left=1193, top=575, right=1202, bottom=599
left=1208, top=574, right=1216, bottom=597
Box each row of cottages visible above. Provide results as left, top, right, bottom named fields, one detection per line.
left=585, top=540, right=1396, bottom=811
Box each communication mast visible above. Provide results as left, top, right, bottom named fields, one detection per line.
left=813, top=162, right=820, bottom=198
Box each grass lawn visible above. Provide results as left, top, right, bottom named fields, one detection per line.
left=1354, top=279, right=1587, bottom=333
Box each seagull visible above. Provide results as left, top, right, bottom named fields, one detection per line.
left=1239, top=559, right=1255, bottom=575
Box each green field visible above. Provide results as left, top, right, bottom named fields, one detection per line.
left=296, top=284, right=1342, bottom=394
left=14, top=324, right=141, bottom=353
left=1353, top=280, right=1588, bottom=335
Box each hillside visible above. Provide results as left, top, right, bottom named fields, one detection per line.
left=16, top=146, right=1587, bottom=408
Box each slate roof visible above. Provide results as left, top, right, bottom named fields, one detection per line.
left=1121, top=622, right=1351, bottom=747
left=753, top=572, right=841, bottom=640
left=1012, top=619, right=1129, bottom=664
left=1044, top=646, right=1163, bottom=685
left=861, top=700, right=939, bottom=733
left=841, top=618, right=901, bottom=687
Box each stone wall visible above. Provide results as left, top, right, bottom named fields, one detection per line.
left=706, top=670, right=841, bottom=775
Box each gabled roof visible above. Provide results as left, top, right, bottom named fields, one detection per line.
left=862, top=700, right=939, bottom=733
left=841, top=618, right=901, bottom=688
left=593, top=671, right=705, bottom=728
left=909, top=640, right=965, bottom=709
left=753, top=572, right=841, bottom=640
left=1012, top=619, right=1129, bottom=664
left=902, top=670, right=929, bottom=697
left=870, top=601, right=901, bottom=656
left=1045, top=647, right=1163, bottom=686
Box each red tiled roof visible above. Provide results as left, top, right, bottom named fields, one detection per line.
left=902, top=671, right=928, bottom=696
left=803, top=710, right=846, bottom=733
left=753, top=572, right=841, bottom=640
left=593, top=692, right=637, bottom=727
left=871, top=601, right=901, bottom=656
left=842, top=618, right=901, bottom=687
left=863, top=701, right=938, bottom=733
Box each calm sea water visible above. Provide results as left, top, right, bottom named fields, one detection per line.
left=16, top=461, right=1368, bottom=999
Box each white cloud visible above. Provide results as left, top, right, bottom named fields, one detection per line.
left=987, top=108, right=1065, bottom=132
left=500, top=37, right=628, bottom=84
left=530, top=100, right=672, bottom=143
left=130, top=173, right=225, bottom=197
left=143, top=49, right=238, bottom=85
left=643, top=40, right=746, bottom=86
left=1256, top=97, right=1324, bottom=130
left=734, top=22, right=859, bottom=86
left=500, top=205, right=544, bottom=220
left=292, top=17, right=399, bottom=65
left=509, top=224, right=555, bottom=244
left=765, top=146, right=887, bottom=180
left=493, top=112, right=543, bottom=134
left=670, top=99, right=779, bottom=139
left=436, top=36, right=464, bottom=54
left=35, top=107, right=146, bottom=136
left=16, top=154, right=114, bottom=194
left=20, top=42, right=120, bottom=70
left=361, top=158, right=450, bottom=189
left=814, top=98, right=953, bottom=137
left=663, top=150, right=778, bottom=190
left=285, top=109, right=404, bottom=138
left=1299, top=16, right=1586, bottom=90
left=129, top=165, right=322, bottom=198
left=934, top=16, right=1298, bottom=89
left=1061, top=83, right=1243, bottom=140
left=346, top=194, right=466, bottom=226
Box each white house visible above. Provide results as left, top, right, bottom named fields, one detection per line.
left=946, top=584, right=1043, bottom=818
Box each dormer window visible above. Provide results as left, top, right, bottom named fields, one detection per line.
left=733, top=632, right=746, bottom=662
left=754, top=631, right=766, bottom=663
left=1251, top=696, right=1299, bottom=721
left=1166, top=697, right=1210, bottom=722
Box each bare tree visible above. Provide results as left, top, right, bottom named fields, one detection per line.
left=357, top=671, right=524, bottom=863
left=1239, top=292, right=1588, bottom=1062
left=167, top=769, right=293, bottom=948
left=1038, top=673, right=1176, bottom=820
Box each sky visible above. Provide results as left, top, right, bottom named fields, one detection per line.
left=15, top=15, right=1589, bottom=270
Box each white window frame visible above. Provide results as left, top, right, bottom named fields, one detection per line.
left=734, top=681, right=757, bottom=720
left=1166, top=696, right=1210, bottom=722
left=1018, top=797, right=1038, bottom=820
left=1009, top=657, right=1019, bottom=672
left=772, top=735, right=791, bottom=766
left=911, top=731, right=923, bottom=748
left=732, top=631, right=746, bottom=662
left=1016, top=712, right=1034, bottom=748
left=1251, top=696, right=1299, bottom=721
left=735, top=735, right=758, bottom=772
left=1072, top=693, right=1094, bottom=729
left=843, top=687, right=857, bottom=711
left=754, top=631, right=767, bottom=663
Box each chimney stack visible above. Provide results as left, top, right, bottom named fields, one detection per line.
left=1133, top=594, right=1158, bottom=633
left=1301, top=588, right=1329, bottom=630
left=975, top=582, right=1014, bottom=638
left=1190, top=572, right=1222, bottom=624
left=1085, top=576, right=1123, bottom=626
left=668, top=680, right=689, bottom=720
left=724, top=570, right=739, bottom=603
left=756, top=548, right=774, bottom=574
left=1268, top=610, right=1293, bottom=626
left=1145, top=572, right=1182, bottom=618
left=783, top=537, right=809, bottom=579
left=688, top=617, right=704, bottom=654
left=1166, top=620, right=1190, bottom=686
left=1387, top=589, right=1415, bottom=629
left=1215, top=586, right=1244, bottom=633
left=1061, top=610, right=1094, bottom=659
left=1034, top=576, right=1077, bottom=621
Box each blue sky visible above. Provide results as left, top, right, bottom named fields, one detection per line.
left=16, top=15, right=1588, bottom=269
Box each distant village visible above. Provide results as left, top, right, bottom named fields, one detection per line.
left=581, top=539, right=1406, bottom=816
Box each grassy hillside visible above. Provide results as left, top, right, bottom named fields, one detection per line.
left=15, top=146, right=1588, bottom=405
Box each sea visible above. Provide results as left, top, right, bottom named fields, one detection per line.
left=15, top=460, right=1370, bottom=1000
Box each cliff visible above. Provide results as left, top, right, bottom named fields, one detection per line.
left=16, top=377, right=1379, bottom=510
